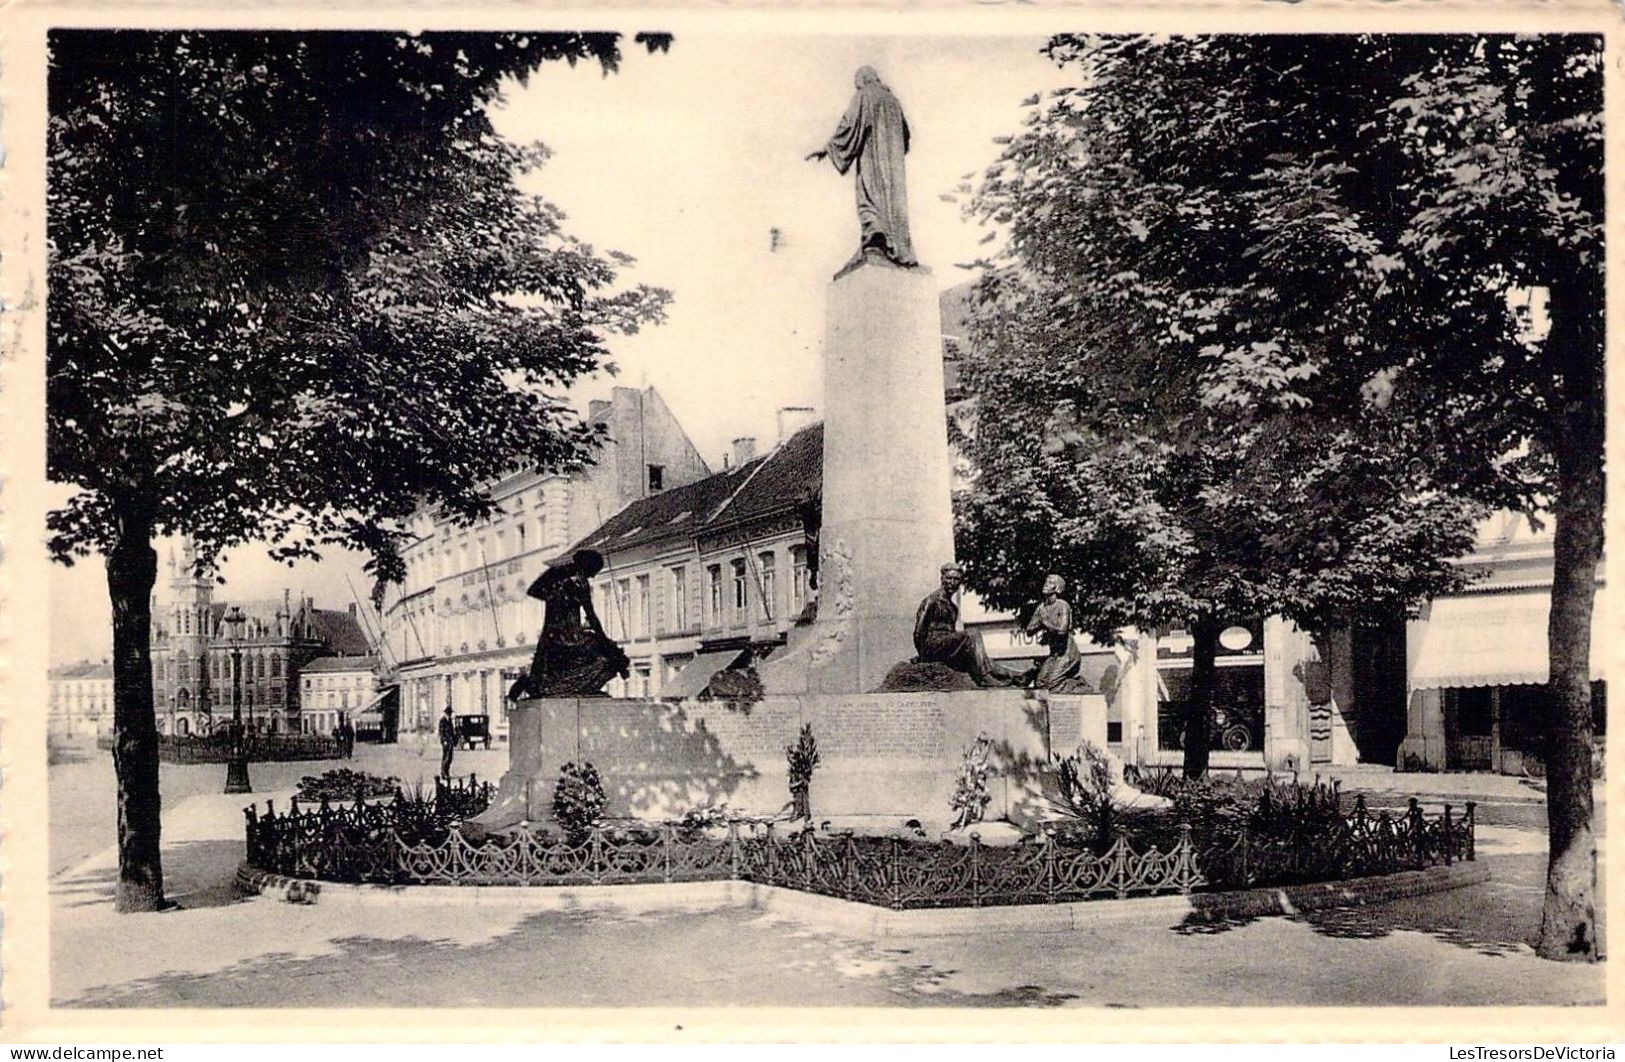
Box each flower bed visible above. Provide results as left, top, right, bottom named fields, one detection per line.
left=242, top=778, right=1475, bottom=909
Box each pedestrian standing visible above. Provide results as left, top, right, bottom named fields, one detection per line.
left=438, top=707, right=456, bottom=780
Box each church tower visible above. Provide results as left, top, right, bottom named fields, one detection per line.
left=161, top=539, right=215, bottom=734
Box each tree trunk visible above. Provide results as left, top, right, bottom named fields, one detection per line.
left=1183, top=617, right=1218, bottom=779
left=106, top=505, right=165, bottom=913
left=1536, top=275, right=1604, bottom=961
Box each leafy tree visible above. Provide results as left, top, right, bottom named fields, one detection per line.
left=961, top=34, right=1602, bottom=959
left=47, top=30, right=672, bottom=912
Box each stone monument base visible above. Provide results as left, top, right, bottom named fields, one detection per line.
left=464, top=690, right=1111, bottom=836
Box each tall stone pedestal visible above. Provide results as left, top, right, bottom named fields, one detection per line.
left=761, top=261, right=954, bottom=695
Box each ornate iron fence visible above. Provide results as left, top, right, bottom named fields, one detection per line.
left=100, top=732, right=341, bottom=763
left=243, top=782, right=1475, bottom=909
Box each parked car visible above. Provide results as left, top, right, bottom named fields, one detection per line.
left=456, top=714, right=491, bottom=750
left=1169, top=705, right=1254, bottom=752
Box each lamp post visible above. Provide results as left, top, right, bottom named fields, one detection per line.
left=223, top=606, right=252, bottom=794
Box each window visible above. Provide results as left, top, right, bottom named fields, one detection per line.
left=635, top=575, right=650, bottom=638
left=614, top=578, right=632, bottom=641
left=731, top=559, right=748, bottom=621
left=706, top=565, right=723, bottom=627
left=647, top=464, right=664, bottom=492
left=272, top=655, right=282, bottom=677
left=791, top=545, right=810, bottom=610
left=517, top=523, right=527, bottom=554
left=758, top=552, right=776, bottom=621
left=537, top=515, right=548, bottom=549
left=669, top=566, right=688, bottom=632
left=633, top=664, right=651, bottom=698
left=178, top=659, right=190, bottom=682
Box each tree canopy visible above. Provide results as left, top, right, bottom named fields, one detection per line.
left=46, top=28, right=673, bottom=913
left=49, top=30, right=674, bottom=578
left=959, top=32, right=1602, bottom=957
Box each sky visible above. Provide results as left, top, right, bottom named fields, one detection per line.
left=48, top=32, right=1067, bottom=665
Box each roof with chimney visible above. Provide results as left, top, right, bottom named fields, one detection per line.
left=703, top=422, right=822, bottom=533
left=574, top=422, right=821, bottom=556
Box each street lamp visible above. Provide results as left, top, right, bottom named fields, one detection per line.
left=223, top=606, right=251, bottom=794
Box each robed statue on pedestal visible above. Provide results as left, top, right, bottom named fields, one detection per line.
left=806, top=66, right=918, bottom=270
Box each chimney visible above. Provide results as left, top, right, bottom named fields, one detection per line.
left=588, top=399, right=612, bottom=420
left=776, top=406, right=816, bottom=442
left=732, top=437, right=757, bottom=467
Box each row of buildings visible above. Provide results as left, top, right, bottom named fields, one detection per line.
left=49, top=544, right=381, bottom=741
left=370, top=287, right=1603, bottom=775
left=54, top=287, right=1605, bottom=775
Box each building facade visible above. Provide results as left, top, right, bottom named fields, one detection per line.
left=575, top=421, right=822, bottom=699
left=574, top=415, right=1394, bottom=772
left=1399, top=513, right=1608, bottom=774
left=378, top=386, right=713, bottom=737
left=150, top=542, right=373, bottom=737
left=49, top=661, right=114, bottom=739
left=299, top=656, right=382, bottom=738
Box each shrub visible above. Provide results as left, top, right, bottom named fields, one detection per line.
left=553, top=762, right=607, bottom=844
left=296, top=768, right=400, bottom=803
left=1051, top=741, right=1116, bottom=844
left=674, top=804, right=731, bottom=841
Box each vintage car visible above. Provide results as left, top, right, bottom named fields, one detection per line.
left=456, top=714, right=492, bottom=750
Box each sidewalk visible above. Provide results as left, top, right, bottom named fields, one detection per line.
left=48, top=764, right=1604, bottom=1010
left=1314, top=763, right=1554, bottom=803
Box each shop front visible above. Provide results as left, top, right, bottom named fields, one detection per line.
left=1400, top=587, right=1608, bottom=774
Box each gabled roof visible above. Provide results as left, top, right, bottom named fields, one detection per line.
left=574, top=422, right=822, bottom=558
left=702, top=422, right=822, bottom=532
left=310, top=609, right=373, bottom=655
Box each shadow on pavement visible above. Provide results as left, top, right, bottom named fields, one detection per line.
left=54, top=840, right=251, bottom=911
left=1167, top=851, right=1594, bottom=961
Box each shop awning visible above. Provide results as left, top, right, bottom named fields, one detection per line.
left=1410, top=588, right=1608, bottom=690
left=663, top=648, right=748, bottom=700
left=352, top=689, right=392, bottom=722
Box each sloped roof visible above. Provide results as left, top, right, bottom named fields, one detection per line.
left=573, top=422, right=822, bottom=558
left=196, top=600, right=371, bottom=654
left=302, top=654, right=379, bottom=674
left=703, top=422, right=822, bottom=532
left=311, top=609, right=373, bottom=655
left=577, top=459, right=759, bottom=554
left=51, top=661, right=113, bottom=681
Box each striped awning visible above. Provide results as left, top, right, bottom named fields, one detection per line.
left=1410, top=588, right=1608, bottom=690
